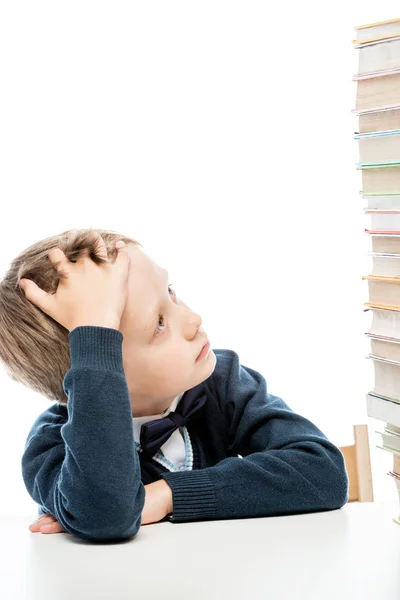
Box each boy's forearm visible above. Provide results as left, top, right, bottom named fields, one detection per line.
left=22, top=327, right=145, bottom=541
left=161, top=439, right=348, bottom=523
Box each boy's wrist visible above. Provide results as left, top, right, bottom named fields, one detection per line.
left=70, top=319, right=120, bottom=332
left=160, top=479, right=173, bottom=514
left=68, top=326, right=124, bottom=373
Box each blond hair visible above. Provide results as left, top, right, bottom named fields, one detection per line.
left=0, top=228, right=142, bottom=406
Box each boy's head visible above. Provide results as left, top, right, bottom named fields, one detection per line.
left=0, top=228, right=216, bottom=416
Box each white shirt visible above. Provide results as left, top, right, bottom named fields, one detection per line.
left=132, top=392, right=187, bottom=469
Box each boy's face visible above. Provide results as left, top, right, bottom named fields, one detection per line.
left=119, top=244, right=216, bottom=417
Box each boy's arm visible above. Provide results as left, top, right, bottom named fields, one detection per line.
left=160, top=349, right=349, bottom=523
left=21, top=326, right=145, bottom=541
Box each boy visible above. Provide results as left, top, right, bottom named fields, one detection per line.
left=0, top=228, right=348, bottom=542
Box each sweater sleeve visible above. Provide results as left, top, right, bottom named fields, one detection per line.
left=160, top=349, right=349, bottom=523
left=21, top=326, right=145, bottom=542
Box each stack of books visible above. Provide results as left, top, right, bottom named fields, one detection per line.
left=353, top=17, right=400, bottom=524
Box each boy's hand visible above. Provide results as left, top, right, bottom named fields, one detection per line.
left=19, top=236, right=130, bottom=332
left=28, top=480, right=173, bottom=534
left=141, top=479, right=173, bottom=525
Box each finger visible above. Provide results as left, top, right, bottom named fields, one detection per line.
left=29, top=516, right=55, bottom=532
left=47, top=248, right=71, bottom=273
left=40, top=522, right=65, bottom=534
left=29, top=515, right=53, bottom=526
left=19, top=278, right=55, bottom=316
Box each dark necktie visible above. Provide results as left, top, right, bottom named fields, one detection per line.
left=139, top=384, right=207, bottom=457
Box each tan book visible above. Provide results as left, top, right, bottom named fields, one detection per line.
left=371, top=235, right=400, bottom=253
left=359, top=109, right=400, bottom=133
left=363, top=274, right=400, bottom=307
left=356, top=72, right=400, bottom=112
left=370, top=338, right=400, bottom=361
left=361, top=164, right=400, bottom=194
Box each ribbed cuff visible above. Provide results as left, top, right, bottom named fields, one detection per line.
left=160, top=470, right=217, bottom=523
left=68, top=326, right=125, bottom=374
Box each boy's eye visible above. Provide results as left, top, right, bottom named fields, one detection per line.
left=155, top=284, right=175, bottom=336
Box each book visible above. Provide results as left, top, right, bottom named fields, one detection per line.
left=358, top=38, right=400, bottom=75
left=377, top=428, right=400, bottom=452
left=355, top=71, right=400, bottom=112
left=359, top=108, right=400, bottom=133
left=365, top=209, right=400, bottom=230
left=359, top=163, right=400, bottom=194
left=369, top=252, right=400, bottom=277
left=363, top=274, right=400, bottom=307
left=370, top=337, right=400, bottom=361
left=367, top=332, right=400, bottom=344
left=356, top=130, right=400, bottom=163
left=367, top=355, right=400, bottom=401
left=366, top=392, right=400, bottom=427
left=364, top=209, right=400, bottom=230
left=353, top=18, right=400, bottom=45
left=363, top=193, right=400, bottom=208
left=366, top=306, right=400, bottom=337
left=368, top=234, right=400, bottom=253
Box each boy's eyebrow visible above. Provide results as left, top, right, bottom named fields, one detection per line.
left=143, top=269, right=169, bottom=334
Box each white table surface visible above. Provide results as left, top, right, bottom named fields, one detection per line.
left=1, top=501, right=400, bottom=600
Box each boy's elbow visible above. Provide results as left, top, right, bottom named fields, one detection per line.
left=319, top=444, right=350, bottom=509
left=92, top=522, right=142, bottom=543
left=324, top=471, right=349, bottom=510
left=72, top=513, right=142, bottom=543
left=54, top=491, right=145, bottom=542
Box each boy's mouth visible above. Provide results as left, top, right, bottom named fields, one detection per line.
left=196, top=340, right=210, bottom=362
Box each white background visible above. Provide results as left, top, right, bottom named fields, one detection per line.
left=0, top=1, right=399, bottom=516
